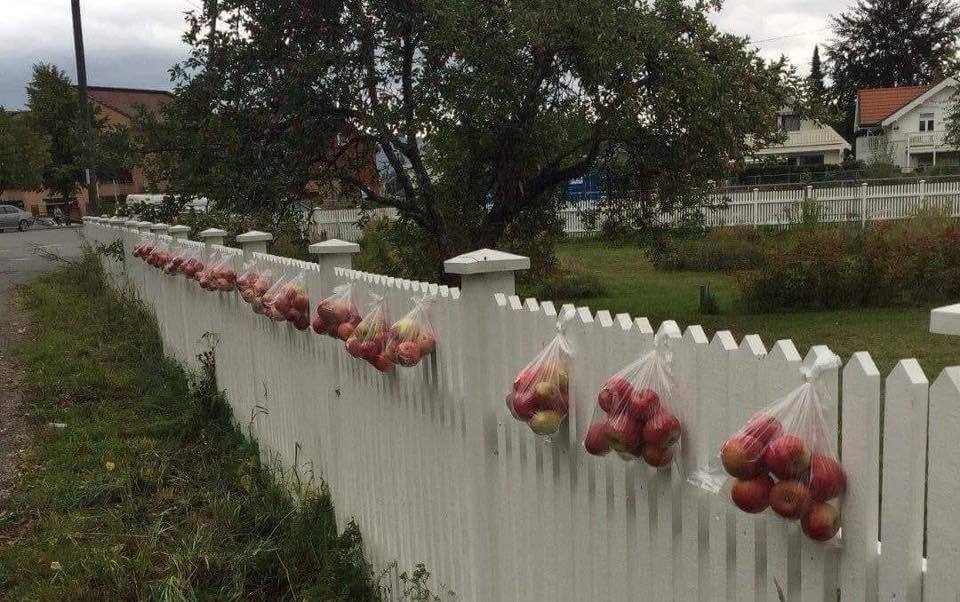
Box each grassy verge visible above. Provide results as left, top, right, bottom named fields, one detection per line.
left=0, top=253, right=375, bottom=600
left=545, top=238, right=957, bottom=377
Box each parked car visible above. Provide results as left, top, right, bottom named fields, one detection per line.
left=0, top=204, right=35, bottom=232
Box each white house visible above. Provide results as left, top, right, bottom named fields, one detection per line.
left=753, top=108, right=851, bottom=165
left=855, top=78, right=959, bottom=170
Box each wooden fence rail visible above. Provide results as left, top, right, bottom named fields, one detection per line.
left=84, top=217, right=960, bottom=601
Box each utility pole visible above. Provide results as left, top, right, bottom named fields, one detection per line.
left=71, top=0, right=98, bottom=215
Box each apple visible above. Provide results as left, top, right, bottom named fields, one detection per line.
left=763, top=434, right=811, bottom=479
left=808, top=454, right=846, bottom=502
left=513, top=367, right=539, bottom=393
left=359, top=340, right=379, bottom=361
left=597, top=387, right=616, bottom=414
left=627, top=387, right=660, bottom=422
left=801, top=502, right=841, bottom=541
left=606, top=376, right=634, bottom=402
left=556, top=370, right=569, bottom=395
left=372, top=353, right=394, bottom=372
left=641, top=444, right=674, bottom=468
left=642, top=411, right=681, bottom=448
left=605, top=414, right=641, bottom=452
left=391, top=317, right=420, bottom=340
left=336, top=322, right=355, bottom=341
left=744, top=412, right=783, bottom=444
left=584, top=422, right=610, bottom=456
left=731, top=474, right=774, bottom=513
left=312, top=317, right=326, bottom=335
left=345, top=338, right=362, bottom=357
left=419, top=336, right=436, bottom=355
left=510, top=392, right=539, bottom=420
left=720, top=434, right=765, bottom=479
left=769, top=479, right=811, bottom=519
left=293, top=316, right=310, bottom=331
left=528, top=410, right=562, bottom=435
left=397, top=341, right=422, bottom=366
left=533, top=381, right=561, bottom=407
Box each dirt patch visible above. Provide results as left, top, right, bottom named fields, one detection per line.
left=0, top=292, right=29, bottom=502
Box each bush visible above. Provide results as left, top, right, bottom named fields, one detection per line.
left=650, top=226, right=764, bottom=272
left=740, top=218, right=960, bottom=311
left=528, top=261, right=608, bottom=302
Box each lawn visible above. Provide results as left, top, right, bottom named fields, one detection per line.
left=0, top=254, right=375, bottom=600
left=547, top=239, right=958, bottom=378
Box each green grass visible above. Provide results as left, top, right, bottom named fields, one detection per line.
left=0, top=253, right=376, bottom=600
left=543, top=238, right=958, bottom=378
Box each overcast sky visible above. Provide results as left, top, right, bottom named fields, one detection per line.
left=0, top=0, right=854, bottom=110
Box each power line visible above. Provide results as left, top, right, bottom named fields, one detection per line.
left=752, top=28, right=831, bottom=45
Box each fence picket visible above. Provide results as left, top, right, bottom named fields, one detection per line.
left=925, top=367, right=960, bottom=600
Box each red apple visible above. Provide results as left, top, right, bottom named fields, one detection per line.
left=397, top=341, right=422, bottom=366
left=510, top=392, right=538, bottom=421
left=627, top=387, right=660, bottom=422
left=584, top=422, right=610, bottom=456
left=513, top=367, right=539, bottom=393
left=641, top=444, right=674, bottom=468
left=769, top=479, right=811, bottom=519
left=372, top=353, right=394, bottom=372
left=597, top=387, right=616, bottom=413
left=312, top=317, right=326, bottom=334
left=533, top=381, right=561, bottom=408
left=605, top=414, right=641, bottom=452
left=642, top=411, right=681, bottom=448
left=763, top=434, right=811, bottom=480
left=336, top=322, right=355, bottom=341
left=529, top=410, right=562, bottom=435
left=801, top=502, right=841, bottom=541
left=745, top=412, right=783, bottom=444
left=731, top=474, right=774, bottom=513
left=293, top=316, right=310, bottom=331
left=808, top=454, right=846, bottom=502
left=345, top=338, right=362, bottom=357
left=720, top=434, right=765, bottom=479
left=419, top=336, right=436, bottom=355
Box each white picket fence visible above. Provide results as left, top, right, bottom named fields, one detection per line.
left=84, top=217, right=960, bottom=602
left=560, top=179, right=960, bottom=233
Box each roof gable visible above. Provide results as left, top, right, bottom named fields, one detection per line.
left=880, top=78, right=958, bottom=126
left=857, top=85, right=931, bottom=128
left=83, top=86, right=173, bottom=119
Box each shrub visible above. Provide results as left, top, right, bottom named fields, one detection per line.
left=650, top=226, right=764, bottom=272
left=528, top=261, right=608, bottom=302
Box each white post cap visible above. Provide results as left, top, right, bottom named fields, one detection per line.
left=198, top=227, right=228, bottom=239
left=931, top=303, right=960, bottom=336
left=150, top=223, right=170, bottom=233
left=168, top=225, right=190, bottom=234
left=235, top=230, right=274, bottom=244
left=444, top=248, right=530, bottom=275
left=309, top=239, right=360, bottom=255
left=124, top=219, right=141, bottom=228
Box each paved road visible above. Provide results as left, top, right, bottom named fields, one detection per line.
left=0, top=227, right=83, bottom=500
left=0, top=227, right=84, bottom=298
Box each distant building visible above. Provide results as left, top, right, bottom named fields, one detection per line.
left=0, top=86, right=173, bottom=217
left=752, top=108, right=850, bottom=166
left=855, top=78, right=959, bottom=170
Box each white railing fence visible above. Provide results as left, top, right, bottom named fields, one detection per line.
left=84, top=216, right=960, bottom=601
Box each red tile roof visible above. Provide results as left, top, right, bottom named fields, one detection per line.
left=857, top=85, right=931, bottom=128
left=84, top=86, right=173, bottom=119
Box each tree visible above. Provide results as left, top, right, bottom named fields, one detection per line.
left=826, top=0, right=960, bottom=137
left=0, top=108, right=49, bottom=194
left=947, top=91, right=960, bottom=148
left=809, top=45, right=826, bottom=107
left=24, top=63, right=132, bottom=210
left=147, top=0, right=800, bottom=277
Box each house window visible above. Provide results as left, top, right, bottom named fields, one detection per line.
left=780, top=114, right=801, bottom=132
left=919, top=112, right=935, bottom=132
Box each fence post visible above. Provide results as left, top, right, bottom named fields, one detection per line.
left=860, top=182, right=868, bottom=228
left=198, top=227, right=228, bottom=247
left=149, top=222, right=170, bottom=236
left=309, top=238, right=360, bottom=291
left=444, top=248, right=530, bottom=602
left=752, top=187, right=759, bottom=227
left=168, top=225, right=190, bottom=241
left=235, top=230, right=273, bottom=256
left=136, top=221, right=153, bottom=234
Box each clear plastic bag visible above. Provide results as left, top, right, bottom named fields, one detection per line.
left=583, top=341, right=681, bottom=467
left=345, top=294, right=392, bottom=372
left=384, top=293, right=437, bottom=368
left=132, top=233, right=155, bottom=260
left=146, top=240, right=171, bottom=269
left=691, top=353, right=844, bottom=542
left=313, top=284, right=361, bottom=339
left=198, top=250, right=238, bottom=292
left=237, top=261, right=274, bottom=315
left=262, top=270, right=310, bottom=330
left=163, top=243, right=188, bottom=276
left=505, top=310, right=573, bottom=437
left=179, top=246, right=205, bottom=280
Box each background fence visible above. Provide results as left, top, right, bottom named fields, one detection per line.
left=85, top=217, right=960, bottom=601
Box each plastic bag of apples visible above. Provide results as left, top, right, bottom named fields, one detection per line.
left=708, top=353, right=845, bottom=542
left=132, top=234, right=155, bottom=261
left=237, top=260, right=273, bottom=314
left=262, top=271, right=311, bottom=330
left=313, top=284, right=361, bottom=340
left=345, top=294, right=393, bottom=372
left=384, top=293, right=437, bottom=368
left=583, top=342, right=681, bottom=468
left=197, top=251, right=238, bottom=292
left=178, top=247, right=204, bottom=279
left=163, top=244, right=188, bottom=275
left=146, top=240, right=172, bottom=269
left=505, top=312, right=573, bottom=437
